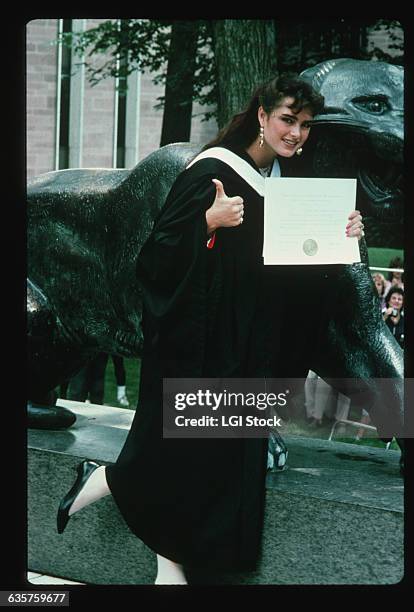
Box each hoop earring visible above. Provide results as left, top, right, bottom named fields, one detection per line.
left=296, top=147, right=303, bottom=156
left=259, top=126, right=264, bottom=148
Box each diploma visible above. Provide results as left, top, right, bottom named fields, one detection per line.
left=263, top=177, right=361, bottom=265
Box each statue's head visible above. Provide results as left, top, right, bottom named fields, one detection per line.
left=300, top=59, right=403, bottom=221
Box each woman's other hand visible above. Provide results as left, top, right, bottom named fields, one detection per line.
left=346, top=210, right=364, bottom=241
left=206, top=179, right=244, bottom=234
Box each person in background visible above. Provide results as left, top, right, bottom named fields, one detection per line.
left=305, top=370, right=350, bottom=429
left=112, top=355, right=129, bottom=407
left=382, top=287, right=404, bottom=349
left=355, top=408, right=372, bottom=441
left=372, top=272, right=389, bottom=311
left=385, top=256, right=404, bottom=295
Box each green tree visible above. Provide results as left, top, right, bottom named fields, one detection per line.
left=62, top=19, right=216, bottom=145
left=160, top=21, right=200, bottom=145
left=365, top=19, right=404, bottom=63
left=62, top=18, right=402, bottom=141
left=61, top=19, right=280, bottom=136
left=276, top=18, right=403, bottom=73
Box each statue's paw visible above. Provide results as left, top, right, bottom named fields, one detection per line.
left=28, top=402, right=76, bottom=430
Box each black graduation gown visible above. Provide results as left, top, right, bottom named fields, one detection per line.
left=105, top=146, right=341, bottom=571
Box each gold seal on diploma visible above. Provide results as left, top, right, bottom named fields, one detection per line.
left=303, top=239, right=318, bottom=256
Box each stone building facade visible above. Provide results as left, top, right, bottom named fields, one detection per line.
left=26, top=19, right=218, bottom=179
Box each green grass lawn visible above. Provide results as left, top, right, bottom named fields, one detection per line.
left=367, top=247, right=403, bottom=270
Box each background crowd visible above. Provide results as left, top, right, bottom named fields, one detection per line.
left=372, top=256, right=404, bottom=349
left=305, top=256, right=404, bottom=440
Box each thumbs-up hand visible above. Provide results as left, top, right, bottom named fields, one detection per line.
left=206, top=179, right=244, bottom=234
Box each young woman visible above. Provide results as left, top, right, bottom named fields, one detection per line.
left=57, top=74, right=364, bottom=585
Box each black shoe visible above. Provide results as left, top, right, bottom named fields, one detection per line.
left=57, top=460, right=100, bottom=534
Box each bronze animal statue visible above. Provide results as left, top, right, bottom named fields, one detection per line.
left=28, top=59, right=404, bottom=462
left=300, top=58, right=403, bottom=246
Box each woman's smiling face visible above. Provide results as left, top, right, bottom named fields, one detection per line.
left=389, top=292, right=403, bottom=310
left=259, top=96, right=313, bottom=157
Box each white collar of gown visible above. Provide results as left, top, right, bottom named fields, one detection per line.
left=186, top=146, right=281, bottom=196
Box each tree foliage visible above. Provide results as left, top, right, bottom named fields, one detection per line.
left=159, top=21, right=200, bottom=145
left=276, top=18, right=403, bottom=74
left=61, top=18, right=403, bottom=125
left=61, top=19, right=217, bottom=119
left=365, top=19, right=404, bottom=63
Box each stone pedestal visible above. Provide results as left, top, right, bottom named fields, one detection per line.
left=28, top=401, right=403, bottom=584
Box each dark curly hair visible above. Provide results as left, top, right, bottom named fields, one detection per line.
left=385, top=286, right=404, bottom=308
left=387, top=257, right=404, bottom=283
left=203, top=73, right=325, bottom=151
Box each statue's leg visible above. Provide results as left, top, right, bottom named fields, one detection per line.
left=67, top=367, right=88, bottom=402
left=27, top=278, right=91, bottom=428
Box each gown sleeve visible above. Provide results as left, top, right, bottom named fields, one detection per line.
left=135, top=163, right=222, bottom=375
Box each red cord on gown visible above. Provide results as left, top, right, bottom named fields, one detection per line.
left=207, top=233, right=216, bottom=249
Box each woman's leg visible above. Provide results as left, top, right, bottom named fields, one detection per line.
left=69, top=466, right=111, bottom=515
left=63, top=469, right=187, bottom=584
left=155, top=554, right=187, bottom=585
